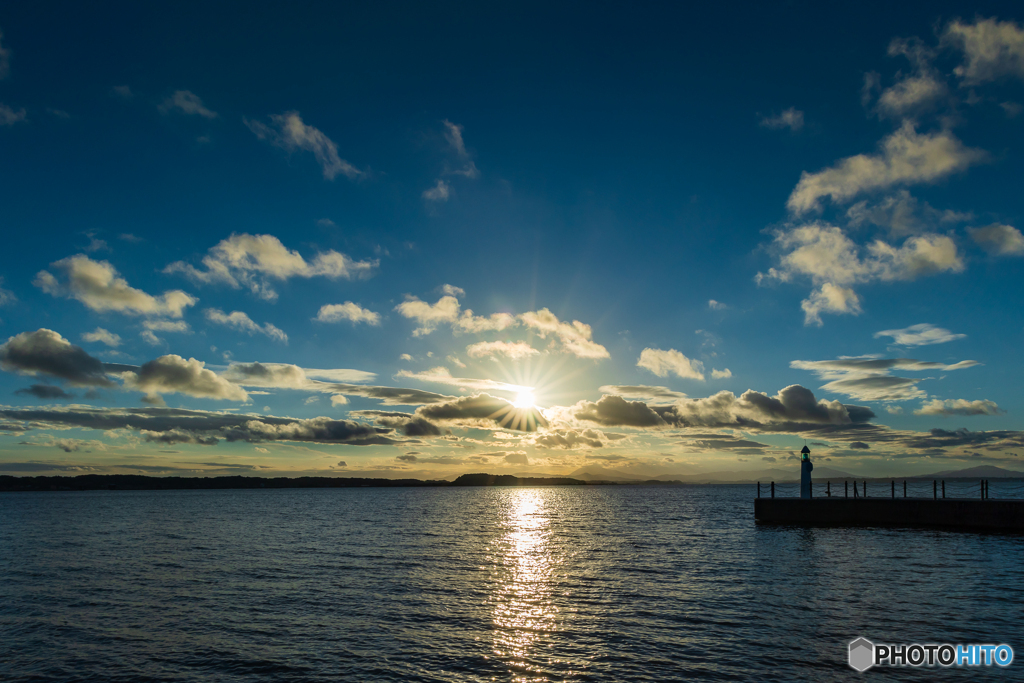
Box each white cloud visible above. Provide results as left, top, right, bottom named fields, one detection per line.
left=164, top=233, right=377, bottom=302
left=315, top=302, right=381, bottom=325
left=759, top=223, right=964, bottom=325
left=399, top=353, right=413, bottom=362
left=599, top=385, right=688, bottom=403
left=914, top=398, right=1004, bottom=416
left=442, top=120, right=480, bottom=178
left=245, top=111, right=362, bottom=180
left=792, top=356, right=980, bottom=402
left=124, top=355, right=249, bottom=405
left=711, top=368, right=732, bottom=379
left=159, top=90, right=217, bottom=118
left=422, top=179, right=450, bottom=202
left=637, top=348, right=705, bottom=381
left=35, top=254, right=197, bottom=318
left=81, top=328, right=121, bottom=347
left=143, top=320, right=192, bottom=334
left=204, top=309, right=288, bottom=344
left=707, top=299, right=728, bottom=310
left=787, top=122, right=987, bottom=214
left=520, top=308, right=609, bottom=359
left=112, top=85, right=133, bottom=100
left=800, top=283, right=862, bottom=327
left=943, top=17, right=1024, bottom=84
left=394, top=291, right=515, bottom=337
left=442, top=284, right=465, bottom=297
left=759, top=107, right=804, bottom=131
left=0, top=279, right=14, bottom=307
left=0, top=103, right=26, bottom=126
left=466, top=340, right=539, bottom=360
left=874, top=323, right=965, bottom=346
left=331, top=394, right=349, bottom=406
left=969, top=223, right=1024, bottom=256
left=140, top=330, right=163, bottom=346
left=396, top=367, right=531, bottom=394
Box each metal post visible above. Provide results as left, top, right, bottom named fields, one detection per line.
left=903, top=480, right=906, bottom=498
left=757, top=482, right=760, bottom=499
left=933, top=480, right=937, bottom=500
left=942, top=480, right=945, bottom=499
left=810, top=481, right=813, bottom=499
left=771, top=481, right=775, bottom=498
left=863, top=480, right=867, bottom=498
left=981, top=479, right=984, bottom=500
left=892, top=480, right=895, bottom=499
left=845, top=480, right=848, bottom=498
left=827, top=481, right=831, bottom=497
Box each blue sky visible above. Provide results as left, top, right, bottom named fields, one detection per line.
left=1, top=2, right=1023, bottom=478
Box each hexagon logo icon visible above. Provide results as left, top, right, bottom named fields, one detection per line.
left=849, top=637, right=874, bottom=672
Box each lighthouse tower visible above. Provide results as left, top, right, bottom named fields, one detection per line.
left=800, top=444, right=813, bottom=498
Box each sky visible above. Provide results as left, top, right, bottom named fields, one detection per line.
left=1, top=1, right=1023, bottom=479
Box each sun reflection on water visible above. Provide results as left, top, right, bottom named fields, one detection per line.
left=490, top=490, right=560, bottom=681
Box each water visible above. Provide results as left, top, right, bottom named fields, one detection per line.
left=1, top=485, right=1022, bottom=681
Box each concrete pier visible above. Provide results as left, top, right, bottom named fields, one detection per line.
left=754, top=498, right=1024, bottom=530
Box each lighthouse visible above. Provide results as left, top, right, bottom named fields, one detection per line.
left=800, top=444, right=813, bottom=498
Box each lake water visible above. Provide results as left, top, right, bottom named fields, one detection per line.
left=2, top=485, right=1023, bottom=681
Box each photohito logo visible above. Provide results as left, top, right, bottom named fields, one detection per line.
left=848, top=637, right=1013, bottom=671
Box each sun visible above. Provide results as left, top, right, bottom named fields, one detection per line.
left=512, top=390, right=536, bottom=409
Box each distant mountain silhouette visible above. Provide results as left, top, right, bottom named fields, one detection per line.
left=915, top=465, right=1024, bottom=479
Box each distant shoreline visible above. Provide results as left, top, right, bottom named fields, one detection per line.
left=0, top=473, right=685, bottom=492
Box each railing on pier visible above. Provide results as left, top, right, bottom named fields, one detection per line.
left=756, top=479, right=1023, bottom=500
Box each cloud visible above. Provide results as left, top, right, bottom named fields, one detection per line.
left=759, top=222, right=964, bottom=325
left=504, top=452, right=529, bottom=465
left=416, top=393, right=547, bottom=432
left=530, top=428, right=607, bottom=450
left=422, top=179, right=450, bottom=202
left=159, top=90, right=217, bottom=118
left=849, top=441, right=870, bottom=449
left=222, top=363, right=445, bottom=407
left=35, top=255, right=197, bottom=317
left=0, top=278, right=14, bottom=306
left=573, top=384, right=874, bottom=433
left=442, top=120, right=480, bottom=179
left=466, top=340, right=539, bottom=360
left=599, top=385, right=688, bottom=403
left=81, top=328, right=122, bottom=347
left=786, top=122, right=987, bottom=214
left=520, top=308, right=609, bottom=359
left=915, top=399, right=1004, bottom=416
left=124, top=355, right=249, bottom=405
left=204, top=309, right=288, bottom=344
left=1, top=405, right=396, bottom=446
left=223, top=362, right=309, bottom=388
left=791, top=356, right=980, bottom=402
left=711, top=368, right=732, bottom=379
left=0, top=329, right=116, bottom=387
left=144, top=320, right=192, bottom=334
left=15, top=384, right=75, bottom=400
left=245, top=111, right=362, bottom=180
left=872, top=38, right=949, bottom=119
left=759, top=107, right=804, bottom=131
left=970, top=223, right=1024, bottom=256
left=355, top=411, right=444, bottom=437
left=874, top=323, right=965, bottom=346
left=165, top=233, right=377, bottom=302
left=140, top=330, right=163, bottom=346
left=315, top=302, right=381, bottom=325
left=395, top=367, right=530, bottom=395
left=845, top=190, right=972, bottom=237
left=637, top=348, right=704, bottom=381
left=943, top=17, right=1024, bottom=84
left=0, top=103, right=26, bottom=126
left=394, top=290, right=515, bottom=336
left=112, top=85, right=133, bottom=99
left=708, top=299, right=728, bottom=310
